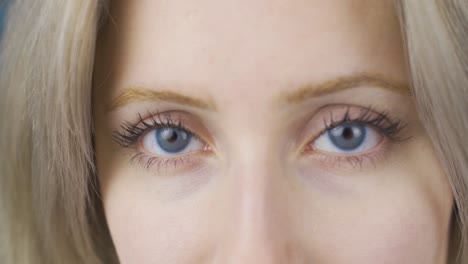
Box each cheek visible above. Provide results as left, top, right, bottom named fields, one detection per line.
left=300, top=170, right=452, bottom=264
left=97, top=129, right=452, bottom=264
left=337, top=194, right=444, bottom=263
left=102, top=174, right=217, bottom=264
left=294, top=149, right=452, bottom=263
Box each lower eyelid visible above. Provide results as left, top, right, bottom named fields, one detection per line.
left=302, top=137, right=393, bottom=171
left=138, top=139, right=212, bottom=159
left=312, top=125, right=383, bottom=154
left=128, top=150, right=213, bottom=175
left=119, top=106, right=408, bottom=173
left=297, top=105, right=406, bottom=150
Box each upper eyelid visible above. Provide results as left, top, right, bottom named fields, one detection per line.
left=113, top=111, right=211, bottom=148
left=114, top=105, right=407, bottom=152
left=322, top=106, right=403, bottom=134
left=295, top=105, right=407, bottom=152
left=326, top=106, right=387, bottom=127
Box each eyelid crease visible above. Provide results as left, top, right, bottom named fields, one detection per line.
left=323, top=105, right=407, bottom=140
left=298, top=105, right=410, bottom=171
left=112, top=111, right=210, bottom=150
left=295, top=104, right=409, bottom=158
left=303, top=140, right=393, bottom=171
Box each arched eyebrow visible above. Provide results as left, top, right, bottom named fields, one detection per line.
left=108, top=73, right=410, bottom=111
left=108, top=88, right=217, bottom=111
left=277, top=72, right=411, bottom=105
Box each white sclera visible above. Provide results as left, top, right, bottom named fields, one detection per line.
left=142, top=129, right=205, bottom=156
left=313, top=125, right=382, bottom=154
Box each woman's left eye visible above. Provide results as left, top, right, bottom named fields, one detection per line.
left=312, top=122, right=383, bottom=154
left=142, top=127, right=205, bottom=156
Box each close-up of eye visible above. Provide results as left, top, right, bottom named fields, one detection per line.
left=312, top=122, right=382, bottom=154
left=141, top=126, right=205, bottom=156
left=112, top=112, right=213, bottom=171
left=301, top=105, right=407, bottom=167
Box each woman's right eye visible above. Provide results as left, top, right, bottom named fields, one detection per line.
left=142, top=126, right=206, bottom=156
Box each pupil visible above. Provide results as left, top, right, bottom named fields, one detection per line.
left=327, top=123, right=366, bottom=151
left=156, top=127, right=192, bottom=153
left=342, top=127, right=354, bottom=140
left=166, top=131, right=178, bottom=143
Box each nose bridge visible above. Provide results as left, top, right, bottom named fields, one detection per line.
left=214, top=133, right=292, bottom=263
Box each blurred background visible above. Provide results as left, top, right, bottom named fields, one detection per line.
left=0, top=0, right=8, bottom=38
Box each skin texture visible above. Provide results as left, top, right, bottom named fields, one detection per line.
left=93, top=0, right=454, bottom=263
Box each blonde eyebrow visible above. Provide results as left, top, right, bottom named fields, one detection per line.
left=109, top=73, right=408, bottom=111
left=279, top=72, right=411, bottom=105
left=109, top=87, right=217, bottom=111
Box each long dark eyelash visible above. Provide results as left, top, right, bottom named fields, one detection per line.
left=113, top=111, right=189, bottom=148
left=324, top=105, right=409, bottom=141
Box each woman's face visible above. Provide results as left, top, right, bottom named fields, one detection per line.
left=93, top=0, right=453, bottom=263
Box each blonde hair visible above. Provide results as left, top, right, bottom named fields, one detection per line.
left=0, top=0, right=467, bottom=263
left=0, top=1, right=115, bottom=263
left=397, top=1, right=468, bottom=263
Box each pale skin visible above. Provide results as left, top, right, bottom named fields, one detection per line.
left=92, top=0, right=454, bottom=263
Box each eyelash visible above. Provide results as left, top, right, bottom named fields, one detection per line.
left=113, top=112, right=209, bottom=171
left=320, top=105, right=407, bottom=141
left=128, top=152, right=198, bottom=172
left=114, top=106, right=409, bottom=171
left=309, top=106, right=409, bottom=168
left=114, top=112, right=199, bottom=147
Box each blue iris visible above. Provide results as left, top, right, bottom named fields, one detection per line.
left=327, top=123, right=366, bottom=151
left=156, top=127, right=192, bottom=153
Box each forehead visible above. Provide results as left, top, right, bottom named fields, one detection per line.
left=97, top=0, right=405, bottom=101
